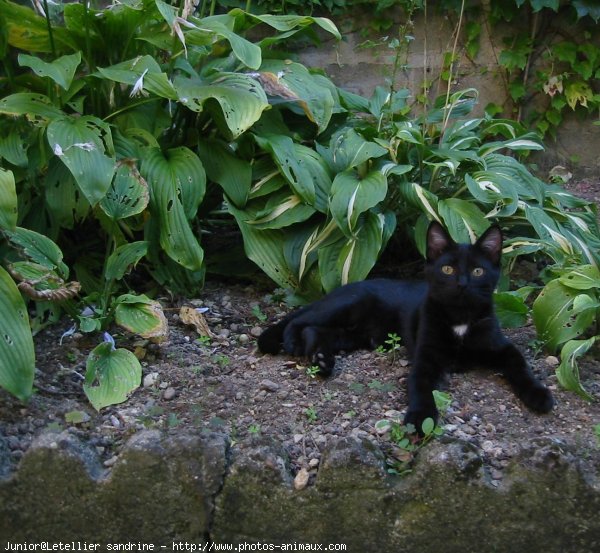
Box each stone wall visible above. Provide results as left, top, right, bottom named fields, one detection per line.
left=1, top=429, right=599, bottom=551
left=296, top=10, right=600, bottom=178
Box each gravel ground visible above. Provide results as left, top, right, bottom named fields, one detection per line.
left=1, top=280, right=598, bottom=484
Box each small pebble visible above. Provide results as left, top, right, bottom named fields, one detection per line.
left=238, top=334, right=250, bottom=344
left=545, top=356, right=560, bottom=367
left=143, top=372, right=159, bottom=388
left=259, top=379, right=280, bottom=393
left=104, top=455, right=119, bottom=468
left=250, top=326, right=263, bottom=338
left=163, top=387, right=177, bottom=400
left=294, top=468, right=310, bottom=490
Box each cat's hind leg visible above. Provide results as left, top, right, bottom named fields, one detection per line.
left=257, top=320, right=287, bottom=354
left=258, top=309, right=307, bottom=354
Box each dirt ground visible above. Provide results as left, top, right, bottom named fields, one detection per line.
left=1, top=180, right=599, bottom=482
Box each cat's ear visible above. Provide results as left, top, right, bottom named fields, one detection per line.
left=426, top=221, right=454, bottom=261
left=476, top=225, right=502, bottom=265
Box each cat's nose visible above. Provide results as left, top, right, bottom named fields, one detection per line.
left=457, top=275, right=468, bottom=288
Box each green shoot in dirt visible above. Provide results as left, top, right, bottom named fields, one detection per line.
left=367, top=379, right=395, bottom=393
left=252, top=305, right=268, bottom=322
left=376, top=332, right=403, bottom=362
left=379, top=390, right=452, bottom=475
left=304, top=406, right=318, bottom=424
left=306, top=365, right=321, bottom=379
left=195, top=335, right=211, bottom=347
left=249, top=424, right=261, bottom=435
left=213, top=354, right=230, bottom=368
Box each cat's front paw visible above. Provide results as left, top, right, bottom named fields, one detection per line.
left=404, top=406, right=439, bottom=436
left=520, top=384, right=554, bottom=413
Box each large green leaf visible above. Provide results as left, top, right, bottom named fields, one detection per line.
left=140, top=147, right=204, bottom=271
left=84, top=341, right=142, bottom=411
left=97, top=56, right=177, bottom=100
left=0, top=265, right=35, bottom=402
left=47, top=115, right=116, bottom=206
left=493, top=291, right=529, bottom=328
left=397, top=181, right=440, bottom=222
left=532, top=279, right=596, bottom=352
left=198, top=139, right=251, bottom=208
left=330, top=169, right=388, bottom=236
left=228, top=202, right=298, bottom=290
left=245, top=12, right=341, bottom=40
left=318, top=128, right=388, bottom=173
left=0, top=0, right=76, bottom=52
left=293, top=144, right=332, bottom=214
left=114, top=294, right=168, bottom=340
left=0, top=168, right=17, bottom=231
left=0, top=126, right=29, bottom=167
left=248, top=192, right=315, bottom=230
left=297, top=219, right=341, bottom=282
left=438, top=198, right=489, bottom=243
left=464, top=173, right=519, bottom=217
left=99, top=160, right=150, bottom=220
left=18, top=52, right=81, bottom=91
left=0, top=93, right=64, bottom=120
left=559, top=265, right=600, bottom=290
left=255, top=60, right=336, bottom=133
left=339, top=211, right=386, bottom=285
left=45, top=157, right=91, bottom=229
left=556, top=337, right=595, bottom=400
left=319, top=211, right=385, bottom=289
left=174, top=73, right=269, bottom=139
left=478, top=132, right=544, bottom=156
left=187, top=16, right=262, bottom=69
left=5, top=227, right=68, bottom=278
left=254, top=134, right=316, bottom=204
left=105, top=242, right=149, bottom=281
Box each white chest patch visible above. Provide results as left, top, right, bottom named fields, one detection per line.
left=452, top=324, right=469, bottom=338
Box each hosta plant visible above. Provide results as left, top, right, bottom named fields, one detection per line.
left=0, top=0, right=341, bottom=404
left=533, top=264, right=600, bottom=400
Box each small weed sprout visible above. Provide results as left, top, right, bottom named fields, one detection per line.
left=306, top=365, right=320, bottom=378
left=251, top=305, right=267, bottom=322
left=304, top=406, right=318, bottom=423
left=195, top=335, right=211, bottom=347
left=367, top=379, right=395, bottom=393
left=376, top=332, right=403, bottom=362
left=378, top=390, right=452, bottom=475
left=249, top=424, right=261, bottom=435
left=433, top=390, right=453, bottom=416
left=213, top=354, right=230, bottom=368
left=166, top=412, right=181, bottom=428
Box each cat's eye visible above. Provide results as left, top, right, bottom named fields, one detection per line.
left=441, top=265, right=454, bottom=275
left=472, top=267, right=485, bottom=277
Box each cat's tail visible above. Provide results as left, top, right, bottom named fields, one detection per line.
left=257, top=311, right=299, bottom=354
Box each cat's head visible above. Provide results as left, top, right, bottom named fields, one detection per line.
left=424, top=221, right=502, bottom=305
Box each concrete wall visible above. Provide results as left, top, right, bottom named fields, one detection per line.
left=1, top=429, right=599, bottom=550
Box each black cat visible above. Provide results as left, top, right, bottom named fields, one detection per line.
left=258, top=221, right=554, bottom=432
